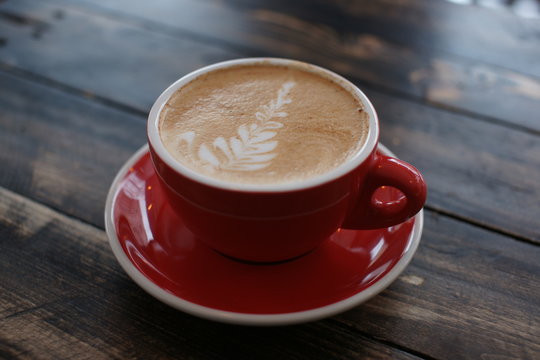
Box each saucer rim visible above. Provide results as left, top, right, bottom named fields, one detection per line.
left=104, top=144, right=423, bottom=326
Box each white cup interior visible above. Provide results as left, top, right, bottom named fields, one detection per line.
left=147, top=58, right=379, bottom=192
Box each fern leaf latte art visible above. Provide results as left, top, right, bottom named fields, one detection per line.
left=159, top=64, right=369, bottom=185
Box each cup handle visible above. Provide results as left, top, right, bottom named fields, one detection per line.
left=342, top=154, right=427, bottom=229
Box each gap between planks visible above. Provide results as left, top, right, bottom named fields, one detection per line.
left=0, top=63, right=147, bottom=118
left=327, top=319, right=438, bottom=360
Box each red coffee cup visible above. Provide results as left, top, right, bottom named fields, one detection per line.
left=147, top=58, right=426, bottom=263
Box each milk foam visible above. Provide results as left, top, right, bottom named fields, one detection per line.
left=159, top=64, right=369, bottom=184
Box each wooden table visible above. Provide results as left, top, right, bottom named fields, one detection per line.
left=1, top=0, right=539, bottom=358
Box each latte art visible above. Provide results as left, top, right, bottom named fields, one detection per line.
left=159, top=64, right=369, bottom=184
left=178, top=81, right=295, bottom=172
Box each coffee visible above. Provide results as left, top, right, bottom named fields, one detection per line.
left=159, top=63, right=369, bottom=185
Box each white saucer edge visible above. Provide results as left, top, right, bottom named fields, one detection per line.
left=104, top=144, right=424, bottom=326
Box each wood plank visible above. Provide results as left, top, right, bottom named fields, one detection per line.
left=209, top=0, right=540, bottom=78
left=1, top=0, right=538, bottom=358
left=0, top=0, right=241, bottom=113
left=338, top=211, right=540, bottom=360
left=33, top=0, right=540, bottom=132
left=1, top=187, right=539, bottom=359
left=1, top=0, right=540, bottom=241
left=372, top=88, right=540, bottom=242
left=0, top=187, right=421, bottom=360
left=0, top=71, right=146, bottom=229
left=2, top=60, right=540, bottom=242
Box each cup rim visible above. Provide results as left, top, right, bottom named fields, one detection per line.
left=147, top=58, right=379, bottom=192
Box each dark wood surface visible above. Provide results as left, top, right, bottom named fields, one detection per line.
left=1, top=0, right=539, bottom=358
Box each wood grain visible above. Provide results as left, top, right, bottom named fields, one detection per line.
left=2, top=60, right=540, bottom=242
left=0, top=186, right=423, bottom=360
left=2, top=0, right=540, bottom=241
left=0, top=0, right=241, bottom=113
left=340, top=210, right=540, bottom=359
left=215, top=0, right=540, bottom=78
left=0, top=71, right=145, bottom=229
left=35, top=0, right=540, bottom=132
left=1, top=0, right=539, bottom=358
left=1, top=63, right=539, bottom=358
left=1, top=187, right=538, bottom=359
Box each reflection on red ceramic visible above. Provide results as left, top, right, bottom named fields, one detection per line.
left=111, top=149, right=417, bottom=315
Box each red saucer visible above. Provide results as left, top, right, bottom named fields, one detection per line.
left=105, top=145, right=423, bottom=325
